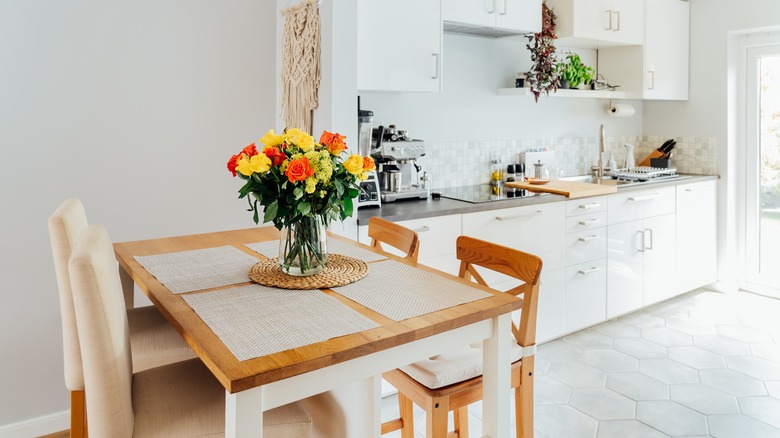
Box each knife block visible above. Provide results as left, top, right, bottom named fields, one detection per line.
left=650, top=158, right=671, bottom=168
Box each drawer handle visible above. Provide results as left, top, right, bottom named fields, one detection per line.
left=412, top=226, right=430, bottom=233
left=628, top=193, right=659, bottom=202
left=578, top=235, right=599, bottom=243
left=495, top=210, right=543, bottom=221
left=684, top=188, right=693, bottom=192
left=578, top=218, right=600, bottom=225
left=578, top=267, right=600, bottom=275
left=578, top=203, right=601, bottom=210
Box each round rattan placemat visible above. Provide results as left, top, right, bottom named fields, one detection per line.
left=248, top=254, right=369, bottom=289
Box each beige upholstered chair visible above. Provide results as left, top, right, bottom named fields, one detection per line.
left=382, top=236, right=543, bottom=438
left=48, top=199, right=196, bottom=437
left=368, top=217, right=421, bottom=262
left=69, top=223, right=312, bottom=437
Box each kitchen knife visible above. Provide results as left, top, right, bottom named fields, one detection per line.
left=660, top=141, right=676, bottom=159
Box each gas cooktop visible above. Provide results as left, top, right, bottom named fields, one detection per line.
left=438, top=184, right=548, bottom=204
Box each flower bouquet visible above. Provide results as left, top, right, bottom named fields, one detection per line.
left=227, top=128, right=375, bottom=276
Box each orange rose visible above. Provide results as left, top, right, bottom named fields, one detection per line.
left=227, top=154, right=241, bottom=177
left=319, top=131, right=347, bottom=155
left=285, top=157, right=314, bottom=182
left=362, top=156, right=376, bottom=172
left=263, top=146, right=286, bottom=166
left=241, top=143, right=258, bottom=157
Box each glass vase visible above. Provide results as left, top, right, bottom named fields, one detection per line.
left=278, top=216, right=328, bottom=276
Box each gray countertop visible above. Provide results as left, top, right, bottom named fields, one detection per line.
left=356, top=174, right=719, bottom=225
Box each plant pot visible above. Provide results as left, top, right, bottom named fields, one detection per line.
left=279, top=216, right=328, bottom=276
left=559, top=79, right=570, bottom=90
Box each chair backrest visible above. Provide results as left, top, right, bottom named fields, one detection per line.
left=48, top=199, right=89, bottom=391
left=455, top=236, right=543, bottom=347
left=69, top=224, right=135, bottom=437
left=368, top=217, right=421, bottom=262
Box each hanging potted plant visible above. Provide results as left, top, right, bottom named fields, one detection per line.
left=525, top=2, right=558, bottom=102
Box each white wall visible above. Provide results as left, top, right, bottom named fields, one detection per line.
left=643, top=0, right=780, bottom=287
left=0, top=0, right=276, bottom=428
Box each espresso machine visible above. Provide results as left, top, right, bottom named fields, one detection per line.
left=371, top=124, right=429, bottom=203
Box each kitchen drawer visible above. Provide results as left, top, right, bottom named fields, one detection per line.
left=565, top=196, right=608, bottom=217
left=565, top=211, right=607, bottom=233
left=608, top=186, right=675, bottom=224
left=565, top=259, right=607, bottom=332
left=462, top=202, right=565, bottom=272
left=358, top=214, right=461, bottom=260
left=565, top=227, right=607, bottom=266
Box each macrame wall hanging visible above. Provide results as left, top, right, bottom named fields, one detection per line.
left=280, top=0, right=321, bottom=133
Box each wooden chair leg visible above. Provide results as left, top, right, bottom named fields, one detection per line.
left=516, top=358, right=535, bottom=438
left=426, top=397, right=449, bottom=438
left=399, top=392, right=415, bottom=438
left=453, top=405, right=469, bottom=438
left=70, top=390, right=87, bottom=438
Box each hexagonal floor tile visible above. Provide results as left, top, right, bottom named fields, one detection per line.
left=534, top=375, right=572, bottom=405
left=670, top=383, right=739, bottom=415
left=726, top=355, right=780, bottom=380
left=618, top=312, right=666, bottom=329
left=642, top=327, right=694, bottom=347
left=708, top=414, right=780, bottom=438
left=668, top=346, right=727, bottom=369
left=694, top=334, right=751, bottom=356
left=689, top=307, right=740, bottom=325
left=636, top=400, right=708, bottom=436
left=535, top=405, right=598, bottom=438
left=591, top=319, right=641, bottom=339
left=535, top=355, right=552, bottom=376
left=562, top=330, right=614, bottom=350
left=597, top=420, right=669, bottom=438
left=700, top=368, right=768, bottom=397
left=569, top=387, right=635, bottom=420
left=739, top=396, right=780, bottom=429
left=548, top=361, right=607, bottom=388
left=606, top=372, right=670, bottom=401
left=766, top=380, right=780, bottom=398
left=613, top=338, right=668, bottom=360
left=666, top=315, right=718, bottom=336
left=718, top=324, right=774, bottom=344
left=750, top=343, right=780, bottom=363
left=538, top=340, right=584, bottom=363
left=639, top=358, right=700, bottom=384
left=582, top=349, right=639, bottom=373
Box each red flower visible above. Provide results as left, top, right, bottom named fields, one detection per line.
left=227, top=154, right=241, bottom=177
left=242, top=143, right=258, bottom=157
left=263, top=146, right=286, bottom=166
left=285, top=157, right=314, bottom=183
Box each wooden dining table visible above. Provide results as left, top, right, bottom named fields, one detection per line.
left=113, top=226, right=523, bottom=437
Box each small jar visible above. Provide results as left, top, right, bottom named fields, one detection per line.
left=490, top=157, right=505, bottom=186
left=506, top=164, right=516, bottom=182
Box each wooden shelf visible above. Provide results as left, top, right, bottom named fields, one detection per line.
left=497, top=87, right=637, bottom=99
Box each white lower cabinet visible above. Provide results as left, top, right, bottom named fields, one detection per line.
left=565, top=259, right=607, bottom=332
left=676, top=180, right=717, bottom=293
left=536, top=268, right=566, bottom=343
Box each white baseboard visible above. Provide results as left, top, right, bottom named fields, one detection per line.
left=708, top=281, right=740, bottom=294
left=0, top=410, right=68, bottom=438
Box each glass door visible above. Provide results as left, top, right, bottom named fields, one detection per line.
left=745, top=44, right=780, bottom=293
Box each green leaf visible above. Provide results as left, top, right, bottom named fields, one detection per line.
left=343, top=195, right=353, bottom=218
left=297, top=201, right=311, bottom=216
left=252, top=199, right=260, bottom=224
left=347, top=187, right=359, bottom=198
left=293, top=187, right=304, bottom=200
left=263, top=200, right=278, bottom=223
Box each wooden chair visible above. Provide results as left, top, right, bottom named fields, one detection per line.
left=368, top=217, right=421, bottom=262
left=381, top=236, right=543, bottom=438
left=69, top=224, right=312, bottom=437
left=48, top=199, right=196, bottom=437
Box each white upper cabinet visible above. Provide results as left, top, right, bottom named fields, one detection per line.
left=598, top=0, right=690, bottom=100
left=546, top=0, right=643, bottom=48
left=357, top=0, right=443, bottom=92
left=443, top=0, right=542, bottom=36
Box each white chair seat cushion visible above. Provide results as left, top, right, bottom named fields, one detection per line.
left=128, top=305, right=197, bottom=372
left=133, top=358, right=312, bottom=437
left=399, top=340, right=524, bottom=389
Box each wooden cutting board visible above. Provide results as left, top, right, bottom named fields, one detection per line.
left=505, top=180, right=617, bottom=199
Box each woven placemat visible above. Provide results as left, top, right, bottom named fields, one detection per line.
left=249, top=254, right=368, bottom=289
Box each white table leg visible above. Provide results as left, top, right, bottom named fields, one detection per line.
left=482, top=313, right=511, bottom=438
left=225, top=387, right=264, bottom=438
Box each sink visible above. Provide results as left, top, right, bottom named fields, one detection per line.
left=559, top=174, right=689, bottom=187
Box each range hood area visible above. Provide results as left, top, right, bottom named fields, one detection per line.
left=443, top=21, right=528, bottom=38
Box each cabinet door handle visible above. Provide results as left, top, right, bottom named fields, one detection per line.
left=647, top=71, right=655, bottom=90
left=486, top=0, right=495, bottom=14
left=612, top=10, right=620, bottom=31
left=578, top=218, right=600, bottom=225
left=500, top=0, right=508, bottom=15
left=495, top=210, right=543, bottom=221
left=637, top=230, right=646, bottom=252
left=578, top=267, right=600, bottom=275
left=645, top=228, right=654, bottom=250
left=578, top=235, right=599, bottom=243
left=605, top=10, right=612, bottom=30
left=628, top=193, right=659, bottom=202
left=578, top=202, right=601, bottom=210
left=412, top=226, right=430, bottom=233
left=431, top=53, right=440, bottom=79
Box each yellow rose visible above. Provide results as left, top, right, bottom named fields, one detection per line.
left=259, top=129, right=284, bottom=148
left=343, top=154, right=364, bottom=175
left=283, top=128, right=315, bottom=151
left=236, top=153, right=272, bottom=176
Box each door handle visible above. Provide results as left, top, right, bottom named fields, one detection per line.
left=605, top=10, right=612, bottom=30
left=612, top=10, right=620, bottom=31
left=500, top=0, right=508, bottom=15
left=431, top=53, right=440, bottom=79
left=578, top=235, right=600, bottom=243
left=647, top=71, right=655, bottom=90
left=578, top=218, right=601, bottom=225
left=412, top=226, right=430, bottom=233
left=578, top=267, right=600, bottom=275
left=487, top=0, right=495, bottom=14
left=637, top=230, right=646, bottom=252
left=495, top=210, right=543, bottom=221
left=645, top=228, right=654, bottom=250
